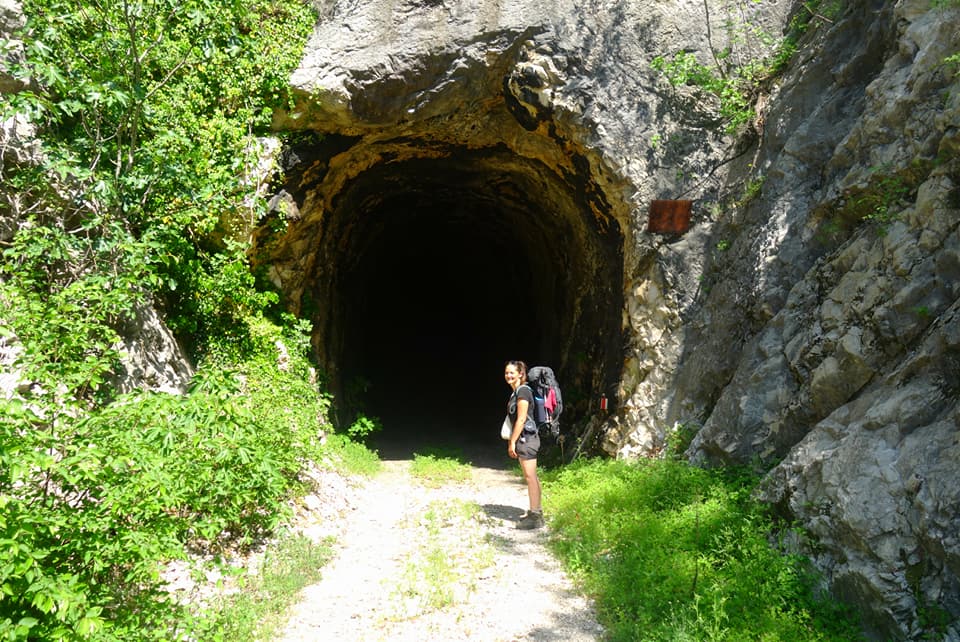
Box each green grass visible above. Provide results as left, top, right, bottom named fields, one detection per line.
left=389, top=500, right=494, bottom=617
left=541, top=458, right=864, bottom=641
left=408, top=448, right=473, bottom=487
left=200, top=533, right=335, bottom=641
left=320, top=433, right=382, bottom=476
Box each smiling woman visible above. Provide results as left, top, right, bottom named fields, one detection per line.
left=503, top=359, right=544, bottom=530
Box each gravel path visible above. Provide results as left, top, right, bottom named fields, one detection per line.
left=278, top=457, right=604, bottom=642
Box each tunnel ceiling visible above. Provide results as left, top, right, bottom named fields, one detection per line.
left=255, top=137, right=625, bottom=450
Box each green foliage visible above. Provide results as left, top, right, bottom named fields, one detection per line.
left=651, top=51, right=756, bottom=133
left=0, top=324, right=334, bottom=640
left=916, top=599, right=952, bottom=640
left=817, top=161, right=930, bottom=241
left=0, top=214, right=154, bottom=405
left=858, top=174, right=911, bottom=229
left=930, top=1, right=960, bottom=71
left=740, top=175, right=765, bottom=206
left=842, top=164, right=928, bottom=234
left=1, top=0, right=316, bottom=359
left=0, top=1, right=358, bottom=640
left=651, top=0, right=839, bottom=135
left=347, top=413, right=384, bottom=442
left=542, top=459, right=863, bottom=641
left=0, top=0, right=321, bottom=627
left=663, top=422, right=700, bottom=459
left=317, top=433, right=382, bottom=477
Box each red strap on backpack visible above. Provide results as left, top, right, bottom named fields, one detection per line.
left=545, top=388, right=557, bottom=414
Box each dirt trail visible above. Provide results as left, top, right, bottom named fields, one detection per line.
left=278, top=458, right=604, bottom=642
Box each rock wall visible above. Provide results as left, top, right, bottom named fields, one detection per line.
left=264, top=0, right=793, bottom=435
left=268, top=0, right=959, bottom=637
left=678, top=1, right=959, bottom=638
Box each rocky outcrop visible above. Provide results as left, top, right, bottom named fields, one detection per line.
left=255, top=0, right=959, bottom=637
left=0, top=0, right=25, bottom=93
left=0, top=0, right=38, bottom=244
left=679, top=2, right=959, bottom=638
left=109, top=302, right=194, bottom=395
left=683, top=1, right=959, bottom=462
left=260, top=0, right=790, bottom=433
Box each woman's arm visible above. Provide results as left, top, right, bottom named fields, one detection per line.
left=508, top=398, right=529, bottom=459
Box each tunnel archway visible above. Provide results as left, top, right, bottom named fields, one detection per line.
left=259, top=140, right=625, bottom=457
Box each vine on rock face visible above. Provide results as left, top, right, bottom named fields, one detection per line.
left=0, top=1, right=322, bottom=640
left=651, top=0, right=842, bottom=135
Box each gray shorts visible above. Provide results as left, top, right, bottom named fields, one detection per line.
left=516, top=432, right=540, bottom=460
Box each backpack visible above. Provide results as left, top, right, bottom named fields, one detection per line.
left=526, top=366, right=563, bottom=438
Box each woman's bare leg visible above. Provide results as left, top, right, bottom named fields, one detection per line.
left=519, top=457, right=541, bottom=512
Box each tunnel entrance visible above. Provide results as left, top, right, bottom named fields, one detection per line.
left=338, top=192, right=539, bottom=453
left=261, top=143, right=624, bottom=458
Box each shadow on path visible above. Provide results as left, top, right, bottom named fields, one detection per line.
left=481, top=503, right=525, bottom=521
left=278, top=448, right=604, bottom=641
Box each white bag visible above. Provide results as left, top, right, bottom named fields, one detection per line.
left=500, top=415, right=512, bottom=440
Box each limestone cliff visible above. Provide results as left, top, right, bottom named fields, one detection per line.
left=259, top=0, right=959, bottom=638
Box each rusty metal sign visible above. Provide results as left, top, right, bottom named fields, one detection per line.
left=647, top=200, right=692, bottom=234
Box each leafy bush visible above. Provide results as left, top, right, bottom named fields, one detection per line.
left=0, top=219, right=153, bottom=406
left=347, top=413, right=384, bottom=442
left=542, top=459, right=863, bottom=641
left=1, top=0, right=316, bottom=359
left=651, top=51, right=756, bottom=133
left=0, top=324, right=334, bottom=640
left=0, top=1, right=361, bottom=640
left=651, top=0, right=840, bottom=135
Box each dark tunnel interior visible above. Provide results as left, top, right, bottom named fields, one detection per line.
left=281, top=150, right=625, bottom=461
left=337, top=196, right=545, bottom=458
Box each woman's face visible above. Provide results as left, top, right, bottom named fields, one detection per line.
left=504, top=364, right=522, bottom=388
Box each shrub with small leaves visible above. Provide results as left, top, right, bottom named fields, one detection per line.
left=347, top=413, right=384, bottom=443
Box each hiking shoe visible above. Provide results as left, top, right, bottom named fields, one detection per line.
left=517, top=511, right=545, bottom=530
